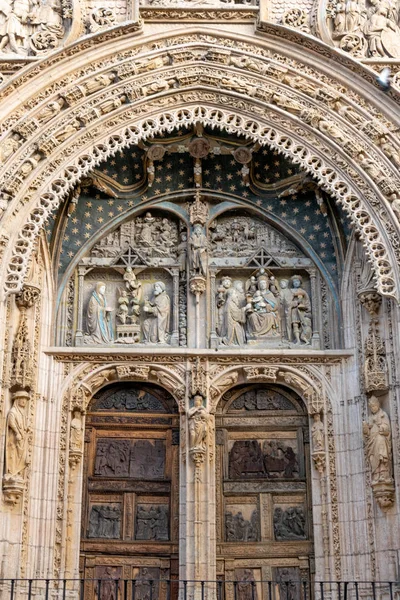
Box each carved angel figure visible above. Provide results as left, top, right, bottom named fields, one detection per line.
left=363, top=395, right=393, bottom=484
left=189, top=224, right=207, bottom=277
left=5, top=390, right=29, bottom=479
left=188, top=395, right=209, bottom=452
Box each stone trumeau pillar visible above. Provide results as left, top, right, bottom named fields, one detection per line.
left=180, top=359, right=216, bottom=599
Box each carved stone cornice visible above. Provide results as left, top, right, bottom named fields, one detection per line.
left=45, top=347, right=354, bottom=363
left=140, top=7, right=258, bottom=21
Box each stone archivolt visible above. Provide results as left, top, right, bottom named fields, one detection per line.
left=0, top=31, right=398, bottom=300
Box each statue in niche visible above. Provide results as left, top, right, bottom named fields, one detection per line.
left=289, top=275, right=312, bottom=345
left=4, top=390, right=29, bottom=480
left=246, top=272, right=280, bottom=339
left=363, top=395, right=393, bottom=484
left=311, top=413, right=325, bottom=452
left=225, top=509, right=259, bottom=542
left=70, top=409, right=83, bottom=452
left=364, top=0, right=400, bottom=58
left=142, top=281, right=170, bottom=344
left=135, top=504, right=169, bottom=540
left=188, top=394, right=210, bottom=453
left=274, top=507, right=306, bottom=540
left=189, top=224, right=207, bottom=277
left=85, top=282, right=113, bottom=344
left=88, top=505, right=121, bottom=538
left=236, top=570, right=258, bottom=600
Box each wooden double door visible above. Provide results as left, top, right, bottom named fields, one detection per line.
left=80, top=383, right=180, bottom=600
left=215, top=384, right=314, bottom=600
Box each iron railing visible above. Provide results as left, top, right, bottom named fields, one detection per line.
left=0, top=579, right=399, bottom=600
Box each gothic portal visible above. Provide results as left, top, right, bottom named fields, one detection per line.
left=0, top=3, right=400, bottom=597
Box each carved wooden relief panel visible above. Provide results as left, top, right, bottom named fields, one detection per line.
left=80, top=383, right=179, bottom=597
left=216, top=385, right=313, bottom=597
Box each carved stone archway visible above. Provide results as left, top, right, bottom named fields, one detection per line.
left=0, top=27, right=399, bottom=299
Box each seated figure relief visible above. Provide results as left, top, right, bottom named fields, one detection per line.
left=216, top=269, right=312, bottom=347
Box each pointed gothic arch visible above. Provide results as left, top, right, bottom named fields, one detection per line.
left=0, top=26, right=398, bottom=299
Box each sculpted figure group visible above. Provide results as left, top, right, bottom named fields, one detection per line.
left=332, top=0, right=400, bottom=58
left=217, top=270, right=312, bottom=347
left=0, top=0, right=65, bottom=56
left=85, top=275, right=171, bottom=345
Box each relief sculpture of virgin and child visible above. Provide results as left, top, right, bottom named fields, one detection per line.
left=216, top=269, right=312, bottom=347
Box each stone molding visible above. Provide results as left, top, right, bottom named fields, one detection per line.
left=0, top=30, right=399, bottom=300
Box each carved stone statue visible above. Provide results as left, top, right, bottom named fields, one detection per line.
left=5, top=390, right=29, bottom=480
left=85, top=282, right=113, bottom=344
left=220, top=287, right=251, bottom=346
left=311, top=413, right=324, bottom=452
left=70, top=409, right=83, bottom=452
left=289, top=275, right=312, bottom=344
left=247, top=274, right=280, bottom=338
left=142, top=281, right=170, bottom=344
left=189, top=224, right=207, bottom=276
left=188, top=395, right=209, bottom=453
left=363, top=396, right=393, bottom=484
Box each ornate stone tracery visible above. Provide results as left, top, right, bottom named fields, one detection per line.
left=0, top=30, right=398, bottom=301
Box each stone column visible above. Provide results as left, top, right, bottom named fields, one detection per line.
left=180, top=391, right=216, bottom=600
left=75, top=266, right=87, bottom=346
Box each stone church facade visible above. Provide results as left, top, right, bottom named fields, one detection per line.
left=0, top=0, right=400, bottom=597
